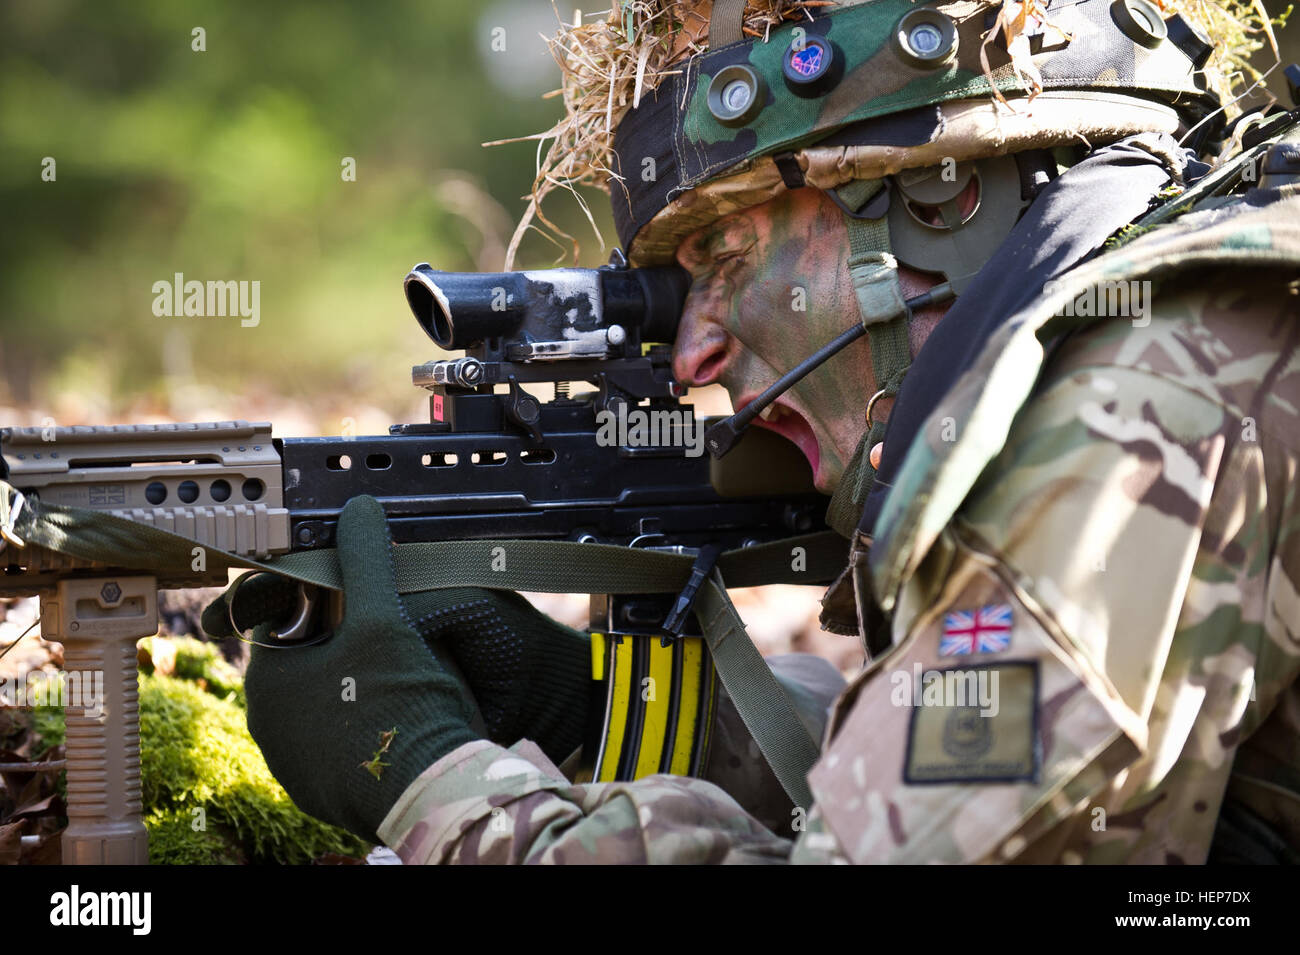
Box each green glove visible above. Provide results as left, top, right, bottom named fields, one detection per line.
left=205, top=558, right=593, bottom=769
left=408, top=588, right=592, bottom=767
left=231, top=496, right=479, bottom=844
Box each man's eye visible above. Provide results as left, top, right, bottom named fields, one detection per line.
left=688, top=254, right=741, bottom=284
left=684, top=239, right=754, bottom=283
left=712, top=249, right=750, bottom=271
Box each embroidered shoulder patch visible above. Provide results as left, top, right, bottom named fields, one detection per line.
left=904, top=661, right=1040, bottom=785
left=939, top=603, right=1013, bottom=656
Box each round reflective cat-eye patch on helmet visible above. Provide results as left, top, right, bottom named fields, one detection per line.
left=782, top=33, right=842, bottom=98
left=707, top=64, right=767, bottom=127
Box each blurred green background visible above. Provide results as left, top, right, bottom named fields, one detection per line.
left=0, top=0, right=615, bottom=433
left=1, top=1, right=1296, bottom=434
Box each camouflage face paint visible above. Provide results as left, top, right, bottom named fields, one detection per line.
left=673, top=187, right=874, bottom=493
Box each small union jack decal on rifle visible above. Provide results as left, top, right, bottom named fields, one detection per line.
left=939, top=604, right=1013, bottom=656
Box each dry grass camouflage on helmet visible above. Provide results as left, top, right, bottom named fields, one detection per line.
left=500, top=0, right=1283, bottom=266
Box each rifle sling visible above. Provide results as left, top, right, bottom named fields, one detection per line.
left=6, top=481, right=832, bottom=808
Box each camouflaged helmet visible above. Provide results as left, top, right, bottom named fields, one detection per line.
left=543, top=0, right=1228, bottom=268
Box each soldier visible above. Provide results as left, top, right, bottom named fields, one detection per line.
left=209, top=0, right=1300, bottom=862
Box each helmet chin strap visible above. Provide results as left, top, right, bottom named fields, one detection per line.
left=827, top=177, right=925, bottom=534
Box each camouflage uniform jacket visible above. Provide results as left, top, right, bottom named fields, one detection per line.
left=377, top=184, right=1300, bottom=865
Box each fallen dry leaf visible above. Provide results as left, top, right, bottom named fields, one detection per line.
left=0, top=821, right=23, bottom=865
left=21, top=831, right=61, bottom=865
left=980, top=0, right=1072, bottom=111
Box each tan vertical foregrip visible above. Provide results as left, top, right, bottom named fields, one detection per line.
left=41, top=577, right=156, bottom=865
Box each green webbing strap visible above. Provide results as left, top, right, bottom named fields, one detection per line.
left=826, top=432, right=873, bottom=538
left=698, top=570, right=817, bottom=809
left=824, top=179, right=913, bottom=537
left=9, top=488, right=846, bottom=593
left=708, top=0, right=747, bottom=47
left=839, top=180, right=907, bottom=329
left=6, top=482, right=834, bottom=806
left=836, top=178, right=882, bottom=212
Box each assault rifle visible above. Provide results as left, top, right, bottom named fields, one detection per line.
left=0, top=254, right=838, bottom=864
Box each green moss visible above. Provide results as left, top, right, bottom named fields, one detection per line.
left=143, top=807, right=245, bottom=865
left=1103, top=222, right=1154, bottom=251
left=31, top=705, right=68, bottom=801
left=139, top=635, right=245, bottom=706
left=27, top=660, right=369, bottom=864
left=30, top=704, right=66, bottom=750
left=139, top=671, right=368, bottom=864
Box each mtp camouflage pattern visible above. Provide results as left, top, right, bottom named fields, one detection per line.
left=376, top=181, right=1300, bottom=864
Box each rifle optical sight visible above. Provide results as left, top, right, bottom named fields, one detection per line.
left=404, top=262, right=689, bottom=354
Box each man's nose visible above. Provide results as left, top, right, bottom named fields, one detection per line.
left=672, top=306, right=731, bottom=386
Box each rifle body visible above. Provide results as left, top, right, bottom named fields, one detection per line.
left=2, top=405, right=822, bottom=595
left=0, top=255, right=830, bottom=863
left=0, top=396, right=825, bottom=863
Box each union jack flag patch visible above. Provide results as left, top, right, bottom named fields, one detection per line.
left=939, top=604, right=1013, bottom=656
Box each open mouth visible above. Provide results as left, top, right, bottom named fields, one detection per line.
left=738, top=395, right=820, bottom=480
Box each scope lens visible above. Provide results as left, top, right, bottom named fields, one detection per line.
left=404, top=271, right=454, bottom=348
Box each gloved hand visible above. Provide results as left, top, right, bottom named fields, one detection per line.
left=203, top=515, right=594, bottom=769
left=407, top=587, right=592, bottom=767
left=205, top=495, right=479, bottom=844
